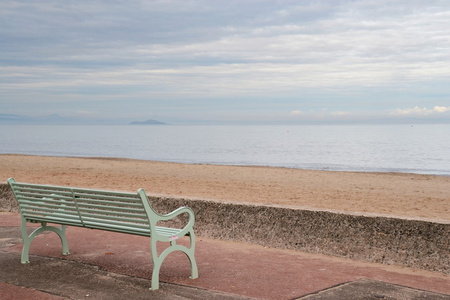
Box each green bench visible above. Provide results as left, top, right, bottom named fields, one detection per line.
left=7, top=178, right=198, bottom=290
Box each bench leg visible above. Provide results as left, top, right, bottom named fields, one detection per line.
left=150, top=239, right=162, bottom=291
left=149, top=231, right=198, bottom=291
left=187, top=231, right=198, bottom=280
left=20, top=217, right=70, bottom=264
left=58, top=225, right=70, bottom=256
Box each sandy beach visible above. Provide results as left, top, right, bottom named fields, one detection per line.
left=1, top=154, right=449, bottom=222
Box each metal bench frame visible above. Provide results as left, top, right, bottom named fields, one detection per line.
left=8, top=178, right=198, bottom=290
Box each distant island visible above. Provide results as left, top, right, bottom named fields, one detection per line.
left=129, top=119, right=166, bottom=125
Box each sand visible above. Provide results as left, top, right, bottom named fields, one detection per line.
left=1, top=154, right=449, bottom=222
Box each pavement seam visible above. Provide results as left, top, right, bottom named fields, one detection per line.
left=291, top=280, right=354, bottom=299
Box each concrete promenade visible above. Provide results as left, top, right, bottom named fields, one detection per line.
left=1, top=212, right=449, bottom=299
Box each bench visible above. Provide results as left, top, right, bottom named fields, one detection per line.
left=7, top=178, right=198, bottom=290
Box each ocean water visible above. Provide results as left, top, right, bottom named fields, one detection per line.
left=1, top=124, right=449, bottom=176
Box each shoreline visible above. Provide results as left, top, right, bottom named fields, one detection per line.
left=3, top=153, right=450, bottom=177
left=1, top=154, right=449, bottom=221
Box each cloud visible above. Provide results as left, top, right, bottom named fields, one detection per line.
left=434, top=106, right=449, bottom=113
left=1, top=0, right=450, bottom=123
left=290, top=110, right=305, bottom=116
left=330, top=111, right=351, bottom=117
left=391, top=106, right=450, bottom=116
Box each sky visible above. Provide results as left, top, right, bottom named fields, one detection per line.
left=1, top=0, right=450, bottom=124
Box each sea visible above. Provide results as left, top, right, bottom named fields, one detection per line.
left=1, top=124, right=449, bottom=176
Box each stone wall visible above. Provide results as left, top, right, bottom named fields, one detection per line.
left=149, top=196, right=449, bottom=274
left=0, top=183, right=18, bottom=213
left=1, top=184, right=448, bottom=274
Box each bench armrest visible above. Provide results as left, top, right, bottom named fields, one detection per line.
left=157, top=206, right=195, bottom=237
left=137, top=189, right=195, bottom=238
left=158, top=206, right=194, bottom=222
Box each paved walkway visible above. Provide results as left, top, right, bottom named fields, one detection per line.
left=1, top=212, right=449, bottom=299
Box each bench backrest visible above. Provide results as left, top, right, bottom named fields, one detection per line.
left=8, top=178, right=157, bottom=236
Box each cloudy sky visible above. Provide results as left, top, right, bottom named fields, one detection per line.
left=1, top=0, right=449, bottom=124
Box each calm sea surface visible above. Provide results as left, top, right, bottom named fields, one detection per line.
left=1, top=124, right=449, bottom=176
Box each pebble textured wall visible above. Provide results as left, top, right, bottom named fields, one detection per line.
left=149, top=196, right=449, bottom=274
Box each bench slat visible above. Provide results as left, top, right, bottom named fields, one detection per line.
left=13, top=183, right=72, bottom=191
left=18, top=201, right=78, bottom=211
left=18, top=197, right=75, bottom=207
left=23, top=212, right=81, bottom=221
left=73, top=191, right=141, bottom=202
left=76, top=203, right=146, bottom=213
left=23, top=214, right=84, bottom=227
left=81, top=213, right=149, bottom=225
left=77, top=198, right=142, bottom=205
left=83, top=221, right=151, bottom=236
left=82, top=217, right=150, bottom=230
left=22, top=211, right=81, bottom=222
left=76, top=200, right=144, bottom=209
left=155, top=226, right=182, bottom=236
left=20, top=207, right=79, bottom=218
left=78, top=207, right=148, bottom=218
left=16, top=192, right=74, bottom=202
left=14, top=188, right=73, bottom=197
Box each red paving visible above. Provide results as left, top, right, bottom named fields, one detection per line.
left=0, top=282, right=67, bottom=300
left=1, top=212, right=449, bottom=299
